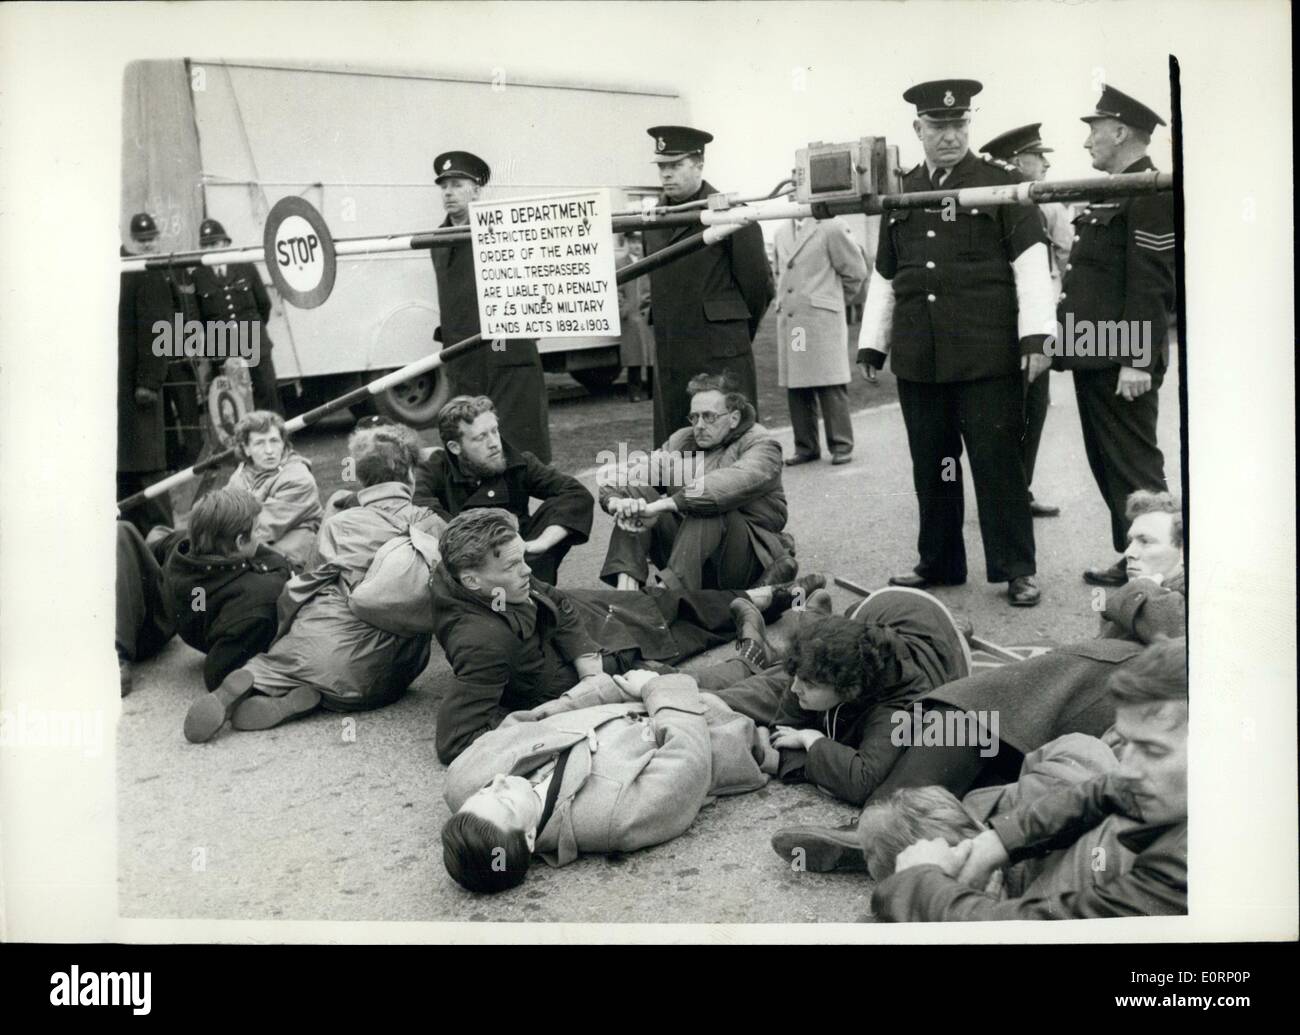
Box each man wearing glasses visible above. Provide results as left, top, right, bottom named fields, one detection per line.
left=857, top=80, right=1056, bottom=608
left=597, top=372, right=795, bottom=592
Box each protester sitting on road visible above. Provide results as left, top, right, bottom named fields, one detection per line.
left=870, top=638, right=1188, bottom=920
left=183, top=424, right=446, bottom=743
left=771, top=490, right=1185, bottom=872
left=224, top=410, right=323, bottom=572
left=414, top=396, right=593, bottom=586
left=429, top=506, right=827, bottom=765
left=598, top=372, right=796, bottom=592
left=702, top=587, right=971, bottom=840
left=153, top=488, right=294, bottom=696
left=440, top=667, right=778, bottom=893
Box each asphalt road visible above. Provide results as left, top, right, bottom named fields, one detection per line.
left=118, top=345, right=1182, bottom=926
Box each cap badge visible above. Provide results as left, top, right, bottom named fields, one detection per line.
left=657, top=136, right=666, bottom=152
left=943, top=90, right=955, bottom=107
left=441, top=159, right=451, bottom=171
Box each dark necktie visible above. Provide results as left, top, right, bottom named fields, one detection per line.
left=931, top=168, right=948, bottom=191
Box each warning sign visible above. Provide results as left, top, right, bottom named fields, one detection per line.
left=469, top=189, right=620, bottom=339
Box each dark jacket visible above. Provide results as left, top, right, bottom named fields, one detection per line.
left=775, top=587, right=971, bottom=806
left=117, top=268, right=174, bottom=471
left=159, top=533, right=293, bottom=691
left=191, top=262, right=273, bottom=334
left=429, top=567, right=598, bottom=764
left=872, top=772, right=1187, bottom=920
left=864, top=151, right=1048, bottom=383
left=413, top=442, right=592, bottom=544
left=1055, top=156, right=1175, bottom=374
left=642, top=180, right=774, bottom=368
left=926, top=572, right=1185, bottom=755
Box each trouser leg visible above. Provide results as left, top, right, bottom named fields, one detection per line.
left=598, top=485, right=675, bottom=585
left=117, top=471, right=174, bottom=536
left=1021, top=371, right=1050, bottom=492
left=115, top=521, right=174, bottom=661
left=249, top=342, right=282, bottom=414
left=896, top=378, right=967, bottom=583
left=818, top=383, right=854, bottom=456
left=957, top=376, right=1036, bottom=582
left=787, top=387, right=822, bottom=458
left=1073, top=367, right=1167, bottom=554
left=709, top=665, right=792, bottom=725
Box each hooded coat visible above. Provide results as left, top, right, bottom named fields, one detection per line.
left=240, top=482, right=445, bottom=709
left=225, top=450, right=323, bottom=571
left=159, top=532, right=293, bottom=690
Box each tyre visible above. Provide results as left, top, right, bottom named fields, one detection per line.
left=571, top=366, right=621, bottom=392
left=373, top=367, right=452, bottom=428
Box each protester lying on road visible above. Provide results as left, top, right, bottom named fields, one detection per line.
left=598, top=372, right=796, bottom=592
left=441, top=668, right=778, bottom=893
left=774, top=490, right=1185, bottom=872
left=414, top=396, right=593, bottom=586
left=429, top=506, right=827, bottom=765
left=869, top=638, right=1188, bottom=920
left=709, top=586, right=971, bottom=823
left=860, top=734, right=1136, bottom=904
left=183, top=424, right=446, bottom=743
left=224, top=409, right=323, bottom=572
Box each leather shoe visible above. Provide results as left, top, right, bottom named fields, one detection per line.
left=771, top=823, right=868, bottom=873
left=830, top=452, right=853, bottom=466
left=1007, top=575, right=1041, bottom=607
left=184, top=669, right=256, bottom=744
left=1083, top=560, right=1127, bottom=587
left=1030, top=500, right=1061, bottom=518
left=888, top=571, right=965, bottom=589
left=784, top=452, right=820, bottom=467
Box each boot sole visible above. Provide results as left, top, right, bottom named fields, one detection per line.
left=770, top=828, right=868, bottom=873
left=183, top=670, right=255, bottom=744
left=231, top=685, right=323, bottom=731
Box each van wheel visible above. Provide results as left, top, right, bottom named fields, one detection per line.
left=373, top=368, right=451, bottom=428
left=571, top=366, right=620, bottom=392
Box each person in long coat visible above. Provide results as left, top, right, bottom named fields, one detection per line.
left=430, top=150, right=551, bottom=462
left=772, top=214, right=868, bottom=465
left=118, top=220, right=177, bottom=533
left=183, top=426, right=446, bottom=742
left=642, top=126, right=774, bottom=445
left=440, top=670, right=775, bottom=892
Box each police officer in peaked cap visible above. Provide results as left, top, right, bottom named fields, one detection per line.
left=1061, top=85, right=1176, bottom=586
left=430, top=149, right=551, bottom=462
left=856, top=80, right=1056, bottom=607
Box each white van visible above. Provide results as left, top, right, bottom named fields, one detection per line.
left=123, top=59, right=686, bottom=424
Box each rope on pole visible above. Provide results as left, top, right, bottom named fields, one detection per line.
left=115, top=225, right=738, bottom=512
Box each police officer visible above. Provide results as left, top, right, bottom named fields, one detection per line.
left=857, top=80, right=1056, bottom=607
left=980, top=123, right=1071, bottom=519
left=191, top=218, right=283, bottom=413
left=118, top=213, right=175, bottom=532
left=1058, top=86, right=1176, bottom=586
left=643, top=126, right=774, bottom=446
left=431, top=150, right=551, bottom=463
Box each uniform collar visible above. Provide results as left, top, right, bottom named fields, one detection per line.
left=1121, top=155, right=1156, bottom=174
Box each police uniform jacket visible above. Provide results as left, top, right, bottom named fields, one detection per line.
left=430, top=216, right=542, bottom=379
left=642, top=180, right=774, bottom=368
left=868, top=151, right=1049, bottom=383
left=191, top=262, right=272, bottom=331
left=1054, top=156, right=1175, bottom=374
left=117, top=268, right=174, bottom=471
